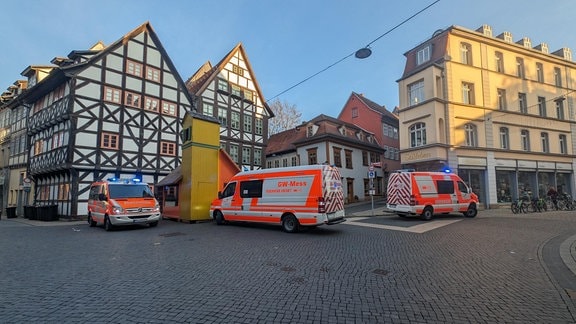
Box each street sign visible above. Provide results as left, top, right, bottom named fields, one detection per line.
left=368, top=171, right=375, bottom=178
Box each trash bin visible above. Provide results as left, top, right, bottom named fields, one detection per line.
left=38, top=205, right=58, bottom=221
left=5, top=207, right=16, bottom=219
left=24, top=205, right=37, bottom=219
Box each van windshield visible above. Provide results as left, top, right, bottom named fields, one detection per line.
left=108, top=184, right=154, bottom=199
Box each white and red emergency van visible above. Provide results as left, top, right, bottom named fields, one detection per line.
left=87, top=178, right=161, bottom=231
left=386, top=170, right=478, bottom=220
left=209, top=165, right=346, bottom=233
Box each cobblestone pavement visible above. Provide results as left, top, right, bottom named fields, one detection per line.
left=0, top=207, right=575, bottom=323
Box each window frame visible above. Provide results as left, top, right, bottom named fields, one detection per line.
left=101, top=132, right=119, bottom=150
left=499, top=127, right=509, bottom=149
left=409, top=122, right=426, bottom=148
left=160, top=141, right=176, bottom=156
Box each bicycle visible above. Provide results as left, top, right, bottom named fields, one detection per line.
left=511, top=198, right=527, bottom=214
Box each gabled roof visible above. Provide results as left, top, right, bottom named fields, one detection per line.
left=185, top=42, right=274, bottom=117
left=19, top=21, right=196, bottom=110
left=350, top=92, right=398, bottom=121
left=266, top=114, right=383, bottom=156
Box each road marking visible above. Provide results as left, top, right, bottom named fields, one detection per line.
left=344, top=217, right=462, bottom=233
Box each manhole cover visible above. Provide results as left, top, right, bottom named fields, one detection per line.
left=372, top=269, right=389, bottom=276
left=159, top=232, right=186, bottom=237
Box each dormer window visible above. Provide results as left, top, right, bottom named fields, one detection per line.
left=307, top=125, right=314, bottom=137
left=339, top=126, right=346, bottom=135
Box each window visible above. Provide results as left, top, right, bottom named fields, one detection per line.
left=497, top=88, right=507, bottom=110
left=408, top=80, right=424, bottom=105
left=232, top=64, right=245, bottom=76
left=436, top=180, right=454, bottom=194
left=516, top=57, right=525, bottom=78
left=51, top=131, right=64, bottom=150
left=538, top=97, right=547, bottom=117
left=460, top=43, right=472, bottom=65
left=124, top=91, right=141, bottom=108
left=541, top=132, right=549, bottom=153
left=203, top=103, right=214, bottom=116
left=560, top=134, right=568, bottom=154
left=231, top=112, right=240, bottom=130
left=146, top=66, right=160, bottom=82
left=307, top=148, right=317, bottom=165
left=104, top=87, right=121, bottom=104
left=521, top=129, right=530, bottom=151
left=333, top=147, right=342, bottom=168
left=255, top=118, right=263, bottom=135
left=556, top=99, right=565, bottom=120
left=417, top=45, right=430, bottom=65
left=160, top=142, right=176, bottom=156
left=243, top=115, right=252, bottom=133
left=221, top=182, right=236, bottom=199
left=307, top=126, right=314, bottom=137
left=53, top=84, right=65, bottom=103
left=345, top=150, right=352, bottom=169
left=282, top=158, right=288, bottom=167
left=536, top=63, right=544, bottom=82
left=462, top=82, right=475, bottom=105
left=499, top=127, right=509, bottom=149
left=240, top=180, right=262, bottom=198
left=242, top=147, right=251, bottom=164
left=362, top=151, right=368, bottom=166
left=291, top=156, right=298, bottom=166
left=217, top=79, right=228, bottom=92
left=495, top=51, right=504, bottom=73
left=145, top=97, right=159, bottom=111
left=464, top=123, right=477, bottom=147
left=126, top=60, right=143, bottom=77
left=352, top=107, right=358, bottom=118
left=244, top=90, right=254, bottom=102
left=254, top=148, right=262, bottom=166
left=101, top=133, right=119, bottom=149
left=58, top=183, right=70, bottom=201
left=230, top=145, right=238, bottom=162
left=409, top=122, right=426, bottom=147
left=231, top=85, right=242, bottom=97
left=162, top=101, right=177, bottom=116
left=554, top=67, right=562, bottom=87
left=518, top=93, right=527, bottom=114
left=218, top=108, right=228, bottom=126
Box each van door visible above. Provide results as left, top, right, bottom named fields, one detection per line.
left=220, top=182, right=240, bottom=216
left=457, top=180, right=472, bottom=211
left=239, top=180, right=263, bottom=219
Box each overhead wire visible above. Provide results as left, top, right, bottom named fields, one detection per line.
left=266, top=0, right=441, bottom=103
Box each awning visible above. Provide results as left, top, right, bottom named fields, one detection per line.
left=155, top=165, right=182, bottom=186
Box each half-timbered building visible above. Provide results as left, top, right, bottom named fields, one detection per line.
left=20, top=22, right=194, bottom=218
left=186, top=43, right=274, bottom=171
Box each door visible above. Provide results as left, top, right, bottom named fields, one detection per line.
left=346, top=178, right=354, bottom=203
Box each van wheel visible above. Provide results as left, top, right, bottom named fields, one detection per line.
left=281, top=214, right=299, bottom=233
left=464, top=205, right=478, bottom=218
left=87, top=213, right=96, bottom=227
left=104, top=216, right=113, bottom=231
left=420, top=207, right=433, bottom=221
left=214, top=211, right=225, bottom=225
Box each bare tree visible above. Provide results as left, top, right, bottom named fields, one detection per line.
left=268, top=99, right=303, bottom=136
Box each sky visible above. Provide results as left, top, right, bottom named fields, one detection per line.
left=1, top=0, right=575, bottom=122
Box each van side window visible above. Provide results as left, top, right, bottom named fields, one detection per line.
left=89, top=185, right=100, bottom=200
left=221, top=182, right=237, bottom=198
left=457, top=181, right=469, bottom=193
left=240, top=180, right=263, bottom=198
left=436, top=180, right=454, bottom=194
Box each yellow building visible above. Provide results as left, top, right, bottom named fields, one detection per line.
left=397, top=24, right=575, bottom=208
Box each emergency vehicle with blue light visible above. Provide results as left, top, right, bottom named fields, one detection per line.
left=386, top=170, right=478, bottom=220
left=87, top=178, right=161, bottom=231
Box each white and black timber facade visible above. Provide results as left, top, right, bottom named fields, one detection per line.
left=20, top=22, right=194, bottom=218
left=186, top=43, right=274, bottom=171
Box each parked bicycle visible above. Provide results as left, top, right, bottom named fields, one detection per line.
left=511, top=197, right=528, bottom=214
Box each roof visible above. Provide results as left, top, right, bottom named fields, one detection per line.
left=350, top=92, right=398, bottom=121
left=266, top=113, right=383, bottom=156
left=155, top=165, right=182, bottom=186
left=185, top=42, right=274, bottom=118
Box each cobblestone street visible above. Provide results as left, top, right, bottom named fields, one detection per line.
left=1, top=207, right=575, bottom=323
